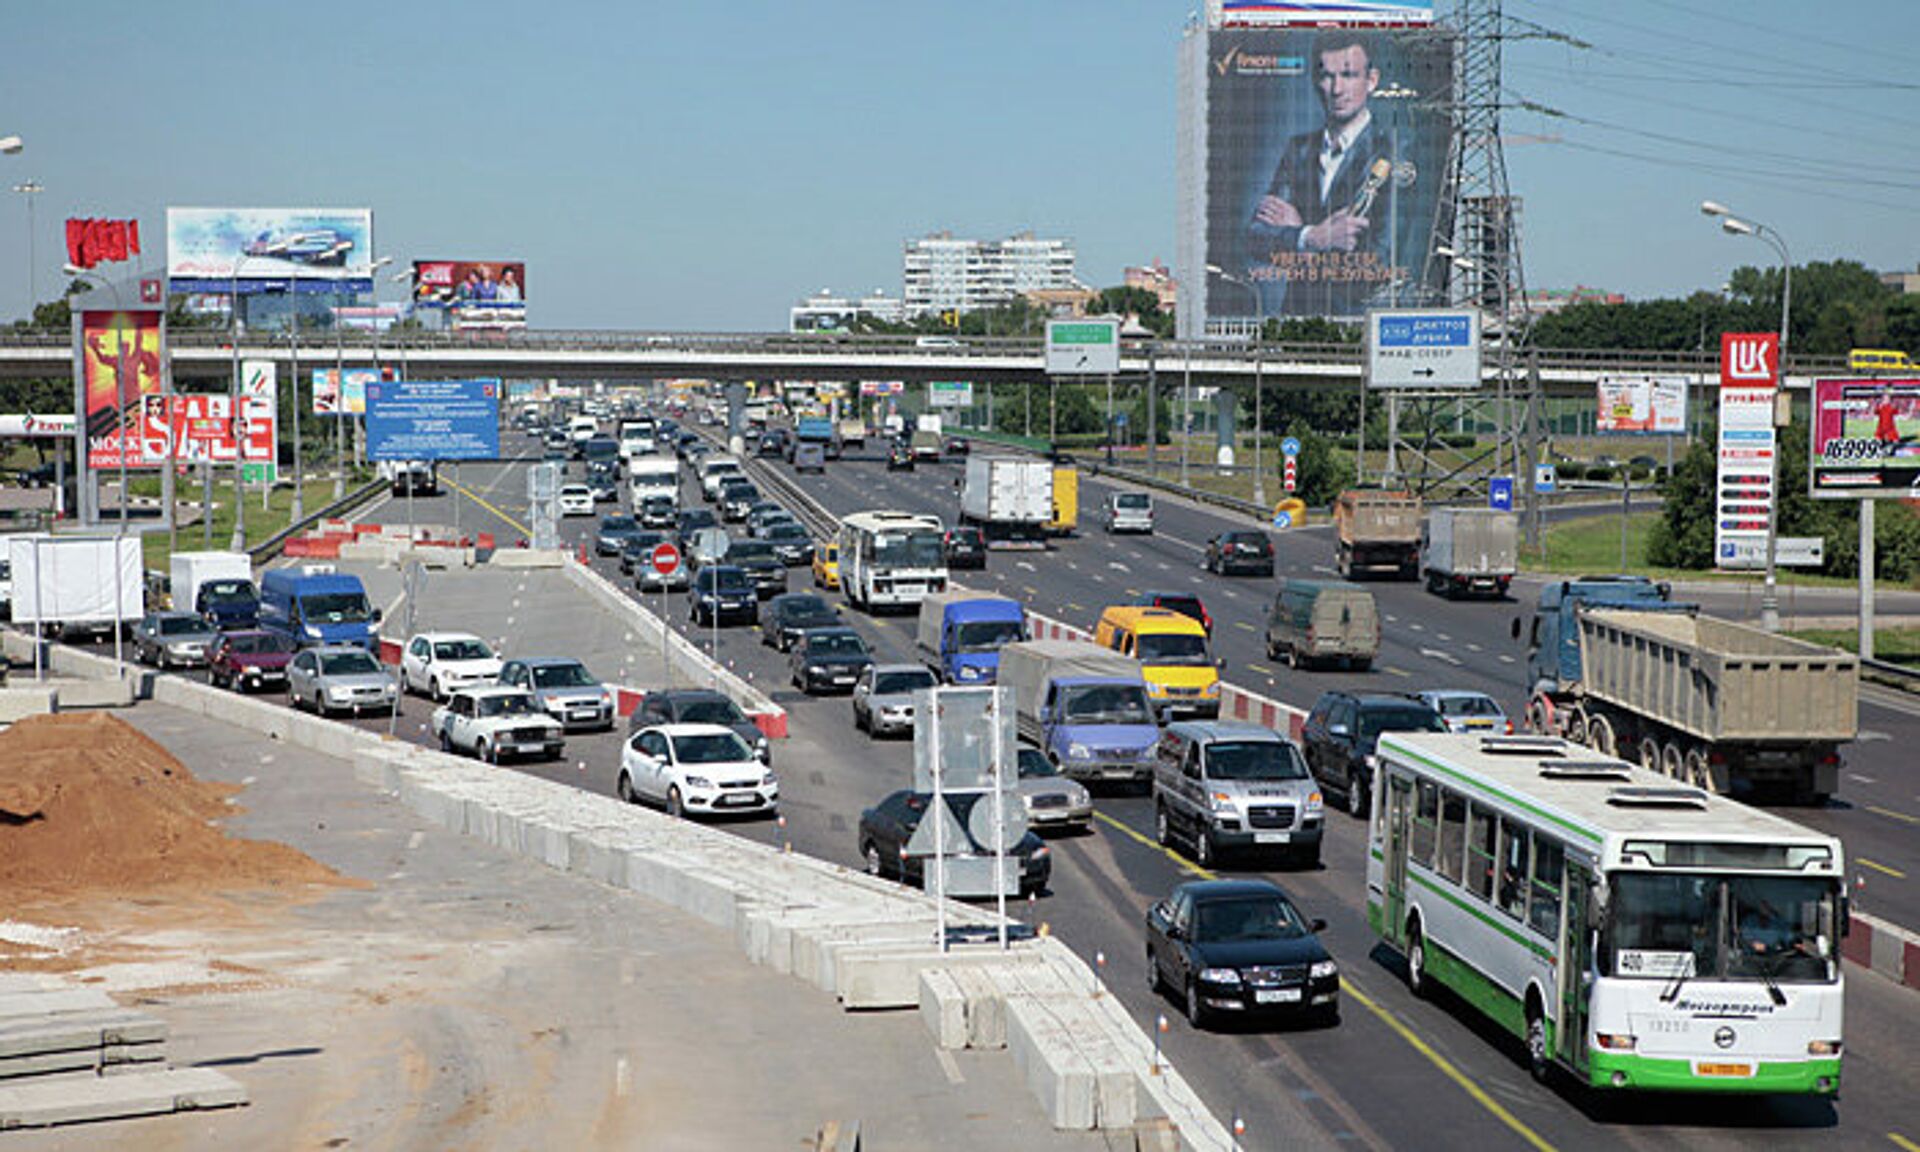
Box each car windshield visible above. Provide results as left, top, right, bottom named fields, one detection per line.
left=1116, top=493, right=1149, bottom=509
left=158, top=616, right=206, bottom=636
left=1358, top=705, right=1448, bottom=741
left=433, top=639, right=493, bottom=661
left=1060, top=684, right=1155, bottom=724
left=1135, top=633, right=1212, bottom=666
left=808, top=633, right=869, bottom=658
left=627, top=533, right=665, bottom=550
left=956, top=619, right=1022, bottom=652
left=319, top=651, right=382, bottom=676
left=711, top=570, right=752, bottom=593
left=766, top=524, right=808, bottom=540
left=532, top=663, right=596, bottom=688
left=1205, top=740, right=1310, bottom=781
left=477, top=693, right=539, bottom=718
left=302, top=592, right=373, bottom=623
left=1194, top=896, right=1309, bottom=943
left=673, top=731, right=752, bottom=764
left=1017, top=749, right=1058, bottom=780
left=561, top=486, right=591, bottom=499
left=202, top=580, right=255, bottom=604
left=728, top=543, right=775, bottom=563
left=874, top=529, right=945, bottom=568
left=600, top=517, right=636, bottom=532
left=681, top=511, right=716, bottom=530
left=874, top=670, right=936, bottom=695
left=227, top=633, right=292, bottom=655
left=1604, top=874, right=1836, bottom=985
left=779, top=597, right=832, bottom=618
left=1433, top=695, right=1502, bottom=718
left=679, top=698, right=747, bottom=725
left=643, top=496, right=674, bottom=510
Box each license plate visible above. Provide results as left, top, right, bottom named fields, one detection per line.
left=718, top=792, right=759, bottom=807
left=1696, top=1062, right=1752, bottom=1077
left=571, top=709, right=597, bottom=720
left=1254, top=832, right=1291, bottom=845
left=1102, top=768, right=1136, bottom=779
left=1255, top=989, right=1302, bottom=1004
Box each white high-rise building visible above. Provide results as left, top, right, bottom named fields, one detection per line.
left=902, top=231, right=1082, bottom=316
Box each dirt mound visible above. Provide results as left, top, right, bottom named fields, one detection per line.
left=0, top=712, right=348, bottom=900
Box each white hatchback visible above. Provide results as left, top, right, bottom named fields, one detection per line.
left=558, top=484, right=595, bottom=516
left=617, top=723, right=778, bottom=819
left=402, top=632, right=504, bottom=700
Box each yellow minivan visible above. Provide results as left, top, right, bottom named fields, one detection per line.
left=1094, top=606, right=1221, bottom=719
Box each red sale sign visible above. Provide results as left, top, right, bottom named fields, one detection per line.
left=1720, top=332, right=1779, bottom=387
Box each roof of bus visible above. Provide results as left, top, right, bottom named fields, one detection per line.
left=1375, top=732, right=1838, bottom=856
left=842, top=510, right=942, bottom=529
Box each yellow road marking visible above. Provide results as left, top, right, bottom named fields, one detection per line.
left=1247, top=663, right=1277, bottom=677
left=1858, top=858, right=1907, bottom=880
left=1887, top=1134, right=1920, bottom=1152
left=1867, top=805, right=1920, bottom=828
left=443, top=475, right=533, bottom=537
left=1091, top=811, right=1558, bottom=1152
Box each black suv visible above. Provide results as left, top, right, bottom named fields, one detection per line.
left=1300, top=692, right=1447, bottom=819
left=627, top=687, right=770, bottom=763
left=1204, top=531, right=1275, bottom=577
left=943, top=526, right=986, bottom=569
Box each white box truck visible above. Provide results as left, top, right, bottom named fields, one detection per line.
left=4, top=535, right=142, bottom=640
left=169, top=551, right=258, bottom=628
left=1420, top=508, right=1518, bottom=599
left=959, top=457, right=1053, bottom=546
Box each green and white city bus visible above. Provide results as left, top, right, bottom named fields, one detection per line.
left=1366, top=732, right=1845, bottom=1094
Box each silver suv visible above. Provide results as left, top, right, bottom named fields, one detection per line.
left=1152, top=721, right=1323, bottom=868
left=1103, top=491, right=1154, bottom=534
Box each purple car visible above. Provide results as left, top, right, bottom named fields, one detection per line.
left=208, top=629, right=295, bottom=693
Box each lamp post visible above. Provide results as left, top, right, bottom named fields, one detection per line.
left=1209, top=265, right=1265, bottom=503
left=1701, top=200, right=1789, bottom=634
left=13, top=179, right=41, bottom=313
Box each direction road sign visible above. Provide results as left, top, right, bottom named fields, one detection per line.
left=1775, top=536, right=1825, bottom=568
left=650, top=541, right=683, bottom=577
left=1489, top=476, right=1514, bottom=511
left=1367, top=308, right=1482, bottom=389
left=1046, top=319, right=1120, bottom=376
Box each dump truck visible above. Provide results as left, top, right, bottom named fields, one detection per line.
left=1523, top=576, right=1857, bottom=803
left=1334, top=489, right=1421, bottom=579
left=959, top=457, right=1052, bottom=546
left=1420, top=507, right=1517, bottom=599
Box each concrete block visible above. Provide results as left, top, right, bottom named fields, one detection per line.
left=0, top=686, right=56, bottom=724
left=0, top=991, right=121, bottom=1020
left=0, top=1066, right=247, bottom=1128
left=488, top=548, right=568, bottom=569
left=0, top=1041, right=166, bottom=1080
left=1006, top=994, right=1097, bottom=1130
left=919, top=969, right=968, bottom=1050
left=830, top=940, right=1049, bottom=1010
left=0, top=1009, right=167, bottom=1059
left=50, top=676, right=135, bottom=709
left=954, top=966, right=1007, bottom=1049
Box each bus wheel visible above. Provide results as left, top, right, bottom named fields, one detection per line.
left=1405, top=920, right=1429, bottom=998
left=1587, top=714, right=1616, bottom=758
left=1525, top=999, right=1551, bottom=1084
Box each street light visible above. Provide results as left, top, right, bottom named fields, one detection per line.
left=0, top=136, right=21, bottom=155
left=1208, top=264, right=1266, bottom=504
left=13, top=179, right=42, bottom=313
left=1701, top=198, right=1790, bottom=633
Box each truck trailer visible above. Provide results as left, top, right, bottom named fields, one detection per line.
left=959, top=457, right=1053, bottom=546
left=1421, top=507, right=1517, bottom=599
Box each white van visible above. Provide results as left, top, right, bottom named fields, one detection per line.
left=568, top=414, right=599, bottom=447
left=629, top=457, right=679, bottom=503
left=697, top=455, right=743, bottom=501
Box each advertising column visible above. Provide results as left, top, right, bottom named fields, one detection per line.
left=1715, top=334, right=1779, bottom=570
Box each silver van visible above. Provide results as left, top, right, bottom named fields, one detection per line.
left=1151, top=721, right=1323, bottom=868
left=1102, top=491, right=1154, bottom=534
left=1264, top=578, right=1378, bottom=671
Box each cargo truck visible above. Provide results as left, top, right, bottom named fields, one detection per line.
left=1420, top=507, right=1517, bottom=599
left=959, top=457, right=1053, bottom=546
left=1522, top=576, right=1857, bottom=803
left=915, top=590, right=1026, bottom=684
left=997, top=639, right=1160, bottom=785
left=2, top=534, right=142, bottom=641
left=169, top=551, right=259, bottom=629
left=1334, top=489, right=1421, bottom=579
left=1045, top=466, right=1079, bottom=536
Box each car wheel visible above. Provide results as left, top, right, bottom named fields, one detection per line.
left=429, top=676, right=442, bottom=702
left=666, top=786, right=685, bottom=819
left=1147, top=948, right=1163, bottom=995
left=438, top=730, right=453, bottom=754
left=1347, top=767, right=1370, bottom=818
left=1195, top=828, right=1216, bottom=868
left=1154, top=804, right=1172, bottom=846
left=854, top=705, right=868, bottom=734
left=1266, top=639, right=1280, bottom=661
left=616, top=771, right=637, bottom=804
left=863, top=840, right=884, bottom=878
left=1185, top=978, right=1208, bottom=1031
left=1406, top=921, right=1429, bottom=998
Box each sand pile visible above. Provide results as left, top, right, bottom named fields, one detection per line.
left=0, top=712, right=347, bottom=901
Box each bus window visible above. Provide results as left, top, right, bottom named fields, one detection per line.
left=1437, top=791, right=1467, bottom=885
left=1530, top=838, right=1564, bottom=938
left=1497, top=818, right=1529, bottom=921
left=1850, top=348, right=1913, bottom=372
left=1467, top=805, right=1499, bottom=902
left=1411, top=780, right=1439, bottom=868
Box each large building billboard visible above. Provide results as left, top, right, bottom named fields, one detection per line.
left=410, top=260, right=526, bottom=330
left=167, top=207, right=375, bottom=294
left=1811, top=377, right=1920, bottom=499
left=1210, top=1, right=1434, bottom=26
left=79, top=309, right=163, bottom=469
left=1181, top=26, right=1455, bottom=332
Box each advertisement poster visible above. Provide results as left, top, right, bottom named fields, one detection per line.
left=1716, top=384, right=1776, bottom=570
left=1596, top=376, right=1688, bottom=435
left=241, top=360, right=278, bottom=484
left=81, top=309, right=163, bottom=469
left=167, top=207, right=374, bottom=294
left=311, top=367, right=390, bottom=415
left=410, top=260, right=526, bottom=330
left=136, top=393, right=274, bottom=465
left=1810, top=377, right=1920, bottom=499
left=1204, top=26, right=1454, bottom=323
left=365, top=379, right=502, bottom=462
left=1210, top=0, right=1434, bottom=25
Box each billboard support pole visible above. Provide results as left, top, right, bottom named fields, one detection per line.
left=334, top=288, right=346, bottom=501
left=1146, top=349, right=1158, bottom=475
left=229, top=291, right=246, bottom=552
left=290, top=284, right=303, bottom=526
left=1524, top=355, right=1541, bottom=551
left=1860, top=499, right=1875, bottom=660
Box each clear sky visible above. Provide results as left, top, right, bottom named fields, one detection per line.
left=0, top=1, right=1913, bottom=330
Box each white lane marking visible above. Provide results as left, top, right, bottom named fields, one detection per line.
left=1109, top=562, right=1130, bottom=573
left=407, top=831, right=425, bottom=850
left=1498, top=654, right=1516, bottom=664
left=936, top=1048, right=965, bottom=1085
left=1312, top=565, right=1338, bottom=577
left=1849, top=774, right=1877, bottom=785
left=1157, top=562, right=1171, bottom=571
left=1408, top=622, right=1425, bottom=632
left=1385, top=614, right=1398, bottom=624
left=1016, top=561, right=1036, bottom=572
left=1437, top=633, right=1452, bottom=643
left=1857, top=730, right=1890, bottom=743
left=1467, top=643, right=1483, bottom=653
left=1419, top=647, right=1462, bottom=667
left=1159, top=533, right=1204, bottom=554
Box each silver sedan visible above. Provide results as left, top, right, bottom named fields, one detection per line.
left=851, top=664, right=938, bottom=738
left=1017, top=745, right=1094, bottom=833
left=288, top=645, right=399, bottom=717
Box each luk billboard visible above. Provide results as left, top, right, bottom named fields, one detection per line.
left=1810, top=378, right=1920, bottom=499
left=1203, top=26, right=1455, bottom=324
left=410, top=260, right=526, bottom=330
left=167, top=207, right=375, bottom=294
left=79, top=309, right=163, bottom=469
left=311, top=367, right=391, bottom=415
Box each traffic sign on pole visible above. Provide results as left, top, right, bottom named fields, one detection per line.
left=1282, top=457, right=1297, bottom=493
left=1489, top=476, right=1514, bottom=511
left=1046, top=319, right=1120, bottom=376
left=650, top=541, right=683, bottom=578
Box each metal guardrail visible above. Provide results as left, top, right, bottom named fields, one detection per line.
left=1861, top=656, right=1920, bottom=694
left=248, top=477, right=386, bottom=564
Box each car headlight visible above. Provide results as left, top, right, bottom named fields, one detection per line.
left=304, top=625, right=323, bottom=638
left=1145, top=682, right=1168, bottom=697
left=1198, top=968, right=1241, bottom=985
left=1067, top=743, right=1091, bottom=761
left=685, top=775, right=713, bottom=789
left=956, top=665, right=981, bottom=681
left=1304, top=790, right=1324, bottom=813
left=1208, top=790, right=1236, bottom=813
left=1203, top=681, right=1221, bottom=697
left=1310, top=959, right=1339, bottom=980
left=806, top=665, right=827, bottom=675
left=760, top=772, right=776, bottom=787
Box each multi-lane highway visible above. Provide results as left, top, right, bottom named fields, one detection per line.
left=326, top=423, right=1920, bottom=1152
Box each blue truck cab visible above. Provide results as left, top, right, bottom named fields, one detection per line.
left=915, top=590, right=1025, bottom=684
left=1000, top=640, right=1162, bottom=785
left=794, top=416, right=841, bottom=460
left=1525, top=575, right=1676, bottom=693
left=196, top=578, right=261, bottom=630
left=260, top=566, right=382, bottom=650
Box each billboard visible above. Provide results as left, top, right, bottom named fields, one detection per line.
left=1810, top=378, right=1920, bottom=499
left=134, top=393, right=275, bottom=466
left=1210, top=1, right=1433, bottom=26
left=928, top=382, right=974, bottom=408
left=167, top=207, right=374, bottom=294
left=365, top=379, right=502, bottom=462
left=80, top=309, right=163, bottom=469
left=1201, top=27, right=1455, bottom=325
left=410, top=260, right=526, bottom=330
left=311, top=367, right=391, bottom=415
left=1716, top=380, right=1776, bottom=570
left=1596, top=376, right=1688, bottom=435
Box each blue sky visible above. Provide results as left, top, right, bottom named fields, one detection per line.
left=1, top=1, right=1914, bottom=329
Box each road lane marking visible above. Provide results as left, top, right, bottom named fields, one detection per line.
left=1065, top=603, right=1085, bottom=614
left=1418, top=647, right=1462, bottom=667
left=1467, top=643, right=1482, bottom=653
left=443, top=474, right=533, bottom=536
left=1498, top=655, right=1516, bottom=664
left=1384, top=666, right=1410, bottom=678
left=1109, top=562, right=1130, bottom=572
left=1090, top=810, right=1558, bottom=1152
left=1234, top=621, right=1256, bottom=632
left=936, top=1048, right=965, bottom=1085
left=1247, top=663, right=1276, bottom=676
left=1888, top=1133, right=1920, bottom=1152
left=1850, top=774, right=1878, bottom=786
left=1868, top=805, right=1920, bottom=827
left=1858, top=858, right=1907, bottom=880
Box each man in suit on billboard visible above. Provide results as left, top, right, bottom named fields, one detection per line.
left=1248, top=32, right=1393, bottom=319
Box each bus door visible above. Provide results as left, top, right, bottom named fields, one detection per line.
left=1383, top=774, right=1413, bottom=947
left=1558, top=860, right=1594, bottom=1073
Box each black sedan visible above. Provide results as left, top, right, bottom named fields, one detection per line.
left=1204, top=531, right=1275, bottom=577
left=886, top=440, right=915, bottom=471
left=595, top=514, right=644, bottom=556
left=942, top=526, right=986, bottom=570
left=761, top=522, right=816, bottom=567
left=761, top=592, right=842, bottom=651
left=857, top=789, right=1051, bottom=897
left=788, top=626, right=873, bottom=694
left=637, top=493, right=678, bottom=529
left=1145, top=879, right=1339, bottom=1031
left=722, top=539, right=788, bottom=598
left=674, top=508, right=719, bottom=552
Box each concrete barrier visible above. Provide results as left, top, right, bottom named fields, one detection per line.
left=1842, top=911, right=1920, bottom=993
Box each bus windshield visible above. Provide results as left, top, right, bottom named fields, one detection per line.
left=873, top=529, right=944, bottom=569
left=1603, top=873, right=1837, bottom=984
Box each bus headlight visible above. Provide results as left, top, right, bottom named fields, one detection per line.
left=1807, top=1039, right=1842, bottom=1056
left=1594, top=1033, right=1636, bottom=1051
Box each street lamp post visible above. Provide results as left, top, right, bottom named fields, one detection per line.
left=13, top=179, right=42, bottom=313
left=1701, top=200, right=1790, bottom=634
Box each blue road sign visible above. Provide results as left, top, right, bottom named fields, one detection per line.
left=366, top=378, right=502, bottom=461
left=1272, top=509, right=1293, bottom=529
left=1489, top=476, right=1514, bottom=511
left=1534, top=464, right=1557, bottom=494
left=1280, top=436, right=1302, bottom=457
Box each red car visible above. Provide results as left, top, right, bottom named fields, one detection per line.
left=207, top=629, right=295, bottom=693
left=1128, top=591, right=1212, bottom=637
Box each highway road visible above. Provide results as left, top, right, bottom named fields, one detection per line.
left=308, top=427, right=1920, bottom=1152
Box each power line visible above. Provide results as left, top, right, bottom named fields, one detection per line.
left=1639, top=0, right=1917, bottom=73
left=1526, top=136, right=1920, bottom=215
